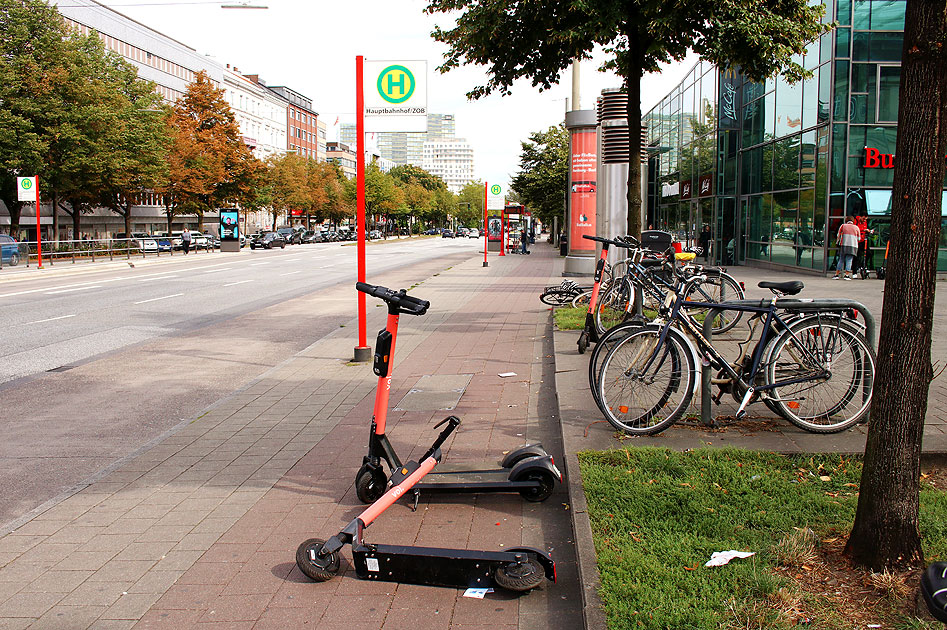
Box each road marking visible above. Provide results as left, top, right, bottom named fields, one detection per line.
left=249, top=262, right=269, bottom=266
left=280, top=270, right=302, bottom=276
left=203, top=267, right=232, bottom=274
left=22, top=314, right=76, bottom=325
left=223, top=279, right=253, bottom=287
left=134, top=293, right=183, bottom=305
left=46, top=285, right=101, bottom=295
left=137, top=275, right=178, bottom=282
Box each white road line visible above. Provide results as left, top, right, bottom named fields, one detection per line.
left=137, top=275, right=178, bottom=282
left=249, top=262, right=269, bottom=266
left=46, top=286, right=101, bottom=295
left=223, top=279, right=253, bottom=287
left=134, top=293, right=183, bottom=305
left=280, top=270, right=302, bottom=276
left=22, top=314, right=76, bottom=325
left=203, top=267, right=232, bottom=274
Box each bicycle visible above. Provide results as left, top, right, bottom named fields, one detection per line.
left=594, top=275, right=875, bottom=435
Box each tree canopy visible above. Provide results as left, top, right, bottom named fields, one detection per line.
left=511, top=124, right=568, bottom=228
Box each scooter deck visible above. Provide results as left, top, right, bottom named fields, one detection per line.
left=415, top=468, right=533, bottom=493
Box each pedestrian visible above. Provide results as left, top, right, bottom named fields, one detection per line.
left=520, top=228, right=529, bottom=254
left=698, top=225, right=712, bottom=262
left=833, top=217, right=860, bottom=280
left=182, top=227, right=192, bottom=255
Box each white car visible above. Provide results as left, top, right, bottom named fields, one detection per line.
left=128, top=233, right=158, bottom=252
left=467, top=229, right=480, bottom=238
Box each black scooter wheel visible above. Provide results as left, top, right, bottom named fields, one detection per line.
left=296, top=538, right=340, bottom=582
left=577, top=331, right=588, bottom=354
left=515, top=470, right=556, bottom=502
left=494, top=557, right=544, bottom=592
left=355, top=466, right=388, bottom=504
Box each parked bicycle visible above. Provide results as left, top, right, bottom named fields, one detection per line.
left=593, top=275, right=875, bottom=436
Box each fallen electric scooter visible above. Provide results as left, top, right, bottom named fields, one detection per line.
left=352, top=281, right=562, bottom=504
left=296, top=416, right=556, bottom=592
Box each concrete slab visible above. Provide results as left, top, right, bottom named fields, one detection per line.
left=393, top=374, right=473, bottom=411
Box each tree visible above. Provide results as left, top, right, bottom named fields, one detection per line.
left=389, top=163, right=447, bottom=192
left=364, top=162, right=403, bottom=231
left=0, top=0, right=72, bottom=236
left=160, top=71, right=262, bottom=231
left=425, top=0, right=829, bottom=238
left=267, top=152, right=309, bottom=230
left=511, top=124, right=568, bottom=228
left=844, top=0, right=947, bottom=571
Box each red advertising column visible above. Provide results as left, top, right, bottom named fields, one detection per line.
left=354, top=56, right=370, bottom=362
left=569, top=128, right=597, bottom=253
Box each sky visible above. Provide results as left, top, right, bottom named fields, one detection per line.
left=98, top=0, right=699, bottom=190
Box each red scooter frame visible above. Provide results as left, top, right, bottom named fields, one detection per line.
left=577, top=234, right=612, bottom=354
left=354, top=282, right=561, bottom=505
left=296, top=416, right=556, bottom=591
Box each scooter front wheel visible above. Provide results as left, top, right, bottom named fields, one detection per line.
left=355, top=466, right=388, bottom=504
left=494, top=557, right=545, bottom=592
left=577, top=330, right=589, bottom=354
left=296, top=538, right=340, bottom=582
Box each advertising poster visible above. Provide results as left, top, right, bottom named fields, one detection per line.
left=219, top=209, right=239, bottom=241
left=569, top=129, right=597, bottom=252
left=487, top=211, right=503, bottom=242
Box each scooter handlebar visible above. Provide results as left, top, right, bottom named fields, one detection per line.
left=356, top=282, right=430, bottom=315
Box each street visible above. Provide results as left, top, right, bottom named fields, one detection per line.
left=0, top=237, right=480, bottom=529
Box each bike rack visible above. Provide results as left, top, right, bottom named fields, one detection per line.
left=699, top=299, right=876, bottom=427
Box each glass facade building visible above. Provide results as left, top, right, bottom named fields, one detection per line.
left=642, top=0, right=939, bottom=273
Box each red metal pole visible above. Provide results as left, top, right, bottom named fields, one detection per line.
left=500, top=207, right=506, bottom=256
left=355, top=56, right=369, bottom=361
left=35, top=177, right=43, bottom=269
left=482, top=182, right=488, bottom=267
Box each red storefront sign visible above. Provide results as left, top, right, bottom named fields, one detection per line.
left=569, top=129, right=597, bottom=252
left=863, top=147, right=895, bottom=169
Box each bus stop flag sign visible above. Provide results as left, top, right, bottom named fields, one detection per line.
left=363, top=60, right=427, bottom=133
left=17, top=177, right=37, bottom=202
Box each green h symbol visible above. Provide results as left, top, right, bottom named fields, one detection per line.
left=386, top=71, right=405, bottom=95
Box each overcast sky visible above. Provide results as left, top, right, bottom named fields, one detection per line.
left=100, top=0, right=699, bottom=189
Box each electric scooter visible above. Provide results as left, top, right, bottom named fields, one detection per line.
left=296, top=416, right=556, bottom=592
left=353, top=282, right=562, bottom=505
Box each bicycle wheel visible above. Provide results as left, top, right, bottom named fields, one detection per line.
left=588, top=321, right=643, bottom=407
left=596, top=327, right=695, bottom=435
left=571, top=290, right=592, bottom=309
left=594, top=281, right=633, bottom=336
left=765, top=318, right=875, bottom=433
left=540, top=288, right=576, bottom=306
left=683, top=272, right=745, bottom=334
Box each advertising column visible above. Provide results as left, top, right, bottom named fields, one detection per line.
left=564, top=110, right=598, bottom=276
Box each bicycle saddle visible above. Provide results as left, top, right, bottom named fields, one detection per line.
left=675, top=252, right=697, bottom=262
left=758, top=280, right=804, bottom=295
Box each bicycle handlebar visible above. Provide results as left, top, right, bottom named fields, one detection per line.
left=582, top=234, right=641, bottom=248
left=356, top=282, right=430, bottom=315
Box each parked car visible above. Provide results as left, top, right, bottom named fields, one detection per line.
left=277, top=227, right=301, bottom=244
left=0, top=235, right=20, bottom=266
left=369, top=230, right=383, bottom=240
left=189, top=232, right=209, bottom=250
left=441, top=229, right=455, bottom=238
left=151, top=234, right=173, bottom=252
left=204, top=233, right=220, bottom=249
left=455, top=228, right=468, bottom=238
left=115, top=233, right=158, bottom=253
left=322, top=231, right=340, bottom=242
left=467, top=228, right=480, bottom=238
left=423, top=228, right=439, bottom=235
left=250, top=232, right=286, bottom=249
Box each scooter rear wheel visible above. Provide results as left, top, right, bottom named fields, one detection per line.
left=515, top=469, right=556, bottom=502
left=355, top=466, right=388, bottom=504
left=296, top=538, right=340, bottom=582
left=494, top=557, right=544, bottom=592
left=577, top=331, right=589, bottom=354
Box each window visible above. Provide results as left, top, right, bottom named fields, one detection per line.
left=877, top=65, right=900, bottom=122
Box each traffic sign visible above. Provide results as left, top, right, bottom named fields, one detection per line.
left=364, top=60, right=427, bottom=132
left=17, top=176, right=37, bottom=202
left=486, top=183, right=505, bottom=210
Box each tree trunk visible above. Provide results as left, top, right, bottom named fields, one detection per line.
left=51, top=191, right=59, bottom=243
left=844, top=0, right=947, bottom=571
left=124, top=201, right=132, bottom=237
left=8, top=200, right=23, bottom=238
left=624, top=18, right=644, bottom=239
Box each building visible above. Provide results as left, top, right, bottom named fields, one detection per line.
left=326, top=142, right=358, bottom=179
left=643, top=0, right=915, bottom=273
left=316, top=119, right=328, bottom=163
left=340, top=113, right=457, bottom=166
left=222, top=67, right=288, bottom=161
left=422, top=139, right=475, bottom=193
left=259, top=82, right=321, bottom=161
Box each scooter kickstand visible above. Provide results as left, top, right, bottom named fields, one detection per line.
left=411, top=489, right=420, bottom=512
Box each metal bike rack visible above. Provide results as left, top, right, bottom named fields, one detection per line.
left=699, top=299, right=876, bottom=427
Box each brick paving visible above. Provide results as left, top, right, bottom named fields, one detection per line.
left=0, top=246, right=580, bottom=629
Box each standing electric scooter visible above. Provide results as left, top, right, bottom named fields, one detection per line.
left=297, top=416, right=556, bottom=592
left=577, top=234, right=613, bottom=354
left=354, top=282, right=562, bottom=505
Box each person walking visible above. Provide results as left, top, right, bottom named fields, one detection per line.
left=520, top=228, right=529, bottom=254
left=181, top=227, right=192, bottom=255
left=833, top=217, right=860, bottom=280
left=698, top=225, right=712, bottom=262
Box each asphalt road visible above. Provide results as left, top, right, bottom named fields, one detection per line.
left=0, top=236, right=482, bottom=529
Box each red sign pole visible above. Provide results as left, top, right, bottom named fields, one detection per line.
left=35, top=177, right=43, bottom=269
left=499, top=207, right=506, bottom=257
left=354, top=56, right=369, bottom=362
left=482, top=182, right=488, bottom=267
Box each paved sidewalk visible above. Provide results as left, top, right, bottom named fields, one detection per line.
left=0, top=245, right=579, bottom=629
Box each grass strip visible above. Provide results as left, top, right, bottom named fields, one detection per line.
left=579, top=447, right=947, bottom=629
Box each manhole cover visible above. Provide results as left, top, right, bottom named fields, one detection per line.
left=394, top=374, right=473, bottom=411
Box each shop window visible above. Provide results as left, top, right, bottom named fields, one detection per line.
left=850, top=94, right=868, bottom=123
left=776, top=78, right=802, bottom=137
left=833, top=60, right=850, bottom=121
left=870, top=32, right=903, bottom=61
left=774, top=136, right=801, bottom=191
left=877, top=65, right=900, bottom=122
left=819, top=65, right=832, bottom=123
left=836, top=28, right=851, bottom=58
left=764, top=91, right=777, bottom=139
left=815, top=127, right=829, bottom=235
left=851, top=63, right=872, bottom=93
left=831, top=124, right=848, bottom=192
left=762, top=144, right=775, bottom=191
left=848, top=126, right=868, bottom=156
left=742, top=146, right=763, bottom=195
left=802, top=69, right=819, bottom=130
left=801, top=131, right=817, bottom=187
left=743, top=100, right=764, bottom=146
left=853, top=32, right=869, bottom=61
left=865, top=125, right=897, bottom=154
